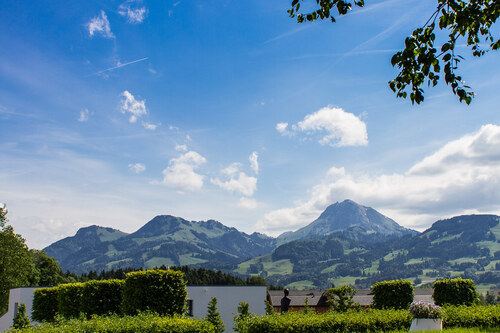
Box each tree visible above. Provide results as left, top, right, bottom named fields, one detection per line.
left=288, top=0, right=499, bottom=104
left=324, top=285, right=359, bottom=312
left=29, top=249, right=66, bottom=287
left=205, top=297, right=225, bottom=333
left=12, top=303, right=31, bottom=329
left=0, top=206, right=35, bottom=314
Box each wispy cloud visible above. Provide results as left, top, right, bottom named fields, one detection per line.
left=78, top=109, right=89, bottom=122
left=264, top=25, right=312, bottom=44
left=211, top=162, right=257, bottom=197
left=120, top=90, right=147, bottom=123
left=129, top=162, right=146, bottom=174
left=86, top=11, right=114, bottom=38
left=118, top=1, right=148, bottom=24
left=94, top=57, right=149, bottom=76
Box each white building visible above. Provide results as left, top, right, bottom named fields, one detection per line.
left=0, top=286, right=266, bottom=332
left=0, top=287, right=40, bottom=332
left=187, top=286, right=266, bottom=333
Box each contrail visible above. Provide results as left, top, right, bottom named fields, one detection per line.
left=94, top=57, right=149, bottom=75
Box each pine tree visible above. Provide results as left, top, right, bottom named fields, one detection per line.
left=13, top=303, right=30, bottom=329
left=205, top=297, right=224, bottom=333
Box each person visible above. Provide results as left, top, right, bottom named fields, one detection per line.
left=280, top=288, right=291, bottom=313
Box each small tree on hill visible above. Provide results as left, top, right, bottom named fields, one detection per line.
left=205, top=297, right=224, bottom=333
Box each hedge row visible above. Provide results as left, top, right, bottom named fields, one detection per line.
left=443, top=305, right=500, bottom=328
left=434, top=278, right=479, bottom=306
left=10, top=313, right=216, bottom=333
left=234, top=309, right=412, bottom=333
left=32, top=269, right=186, bottom=321
left=371, top=280, right=414, bottom=310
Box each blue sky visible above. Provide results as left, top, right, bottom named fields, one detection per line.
left=1, top=0, right=499, bottom=249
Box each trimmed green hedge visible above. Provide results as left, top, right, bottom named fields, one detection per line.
left=121, top=269, right=187, bottom=316
left=10, top=313, right=216, bottom=333
left=371, top=280, right=414, bottom=310
left=234, top=309, right=412, bottom=333
left=434, top=278, right=479, bottom=306
left=443, top=305, right=500, bottom=328
left=81, top=279, right=124, bottom=317
left=32, top=287, right=59, bottom=322
left=56, top=283, right=85, bottom=319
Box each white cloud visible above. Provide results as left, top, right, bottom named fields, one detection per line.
left=249, top=152, right=259, bottom=174
left=118, top=2, right=148, bottom=24
left=86, top=11, right=114, bottom=38
left=276, top=122, right=290, bottom=135
left=238, top=197, right=258, bottom=210
left=120, top=90, right=147, bottom=123
left=175, top=144, right=188, bottom=152
left=129, top=163, right=146, bottom=174
left=277, top=106, right=368, bottom=147
left=78, top=109, right=89, bottom=122
left=142, top=122, right=159, bottom=130
left=162, top=151, right=206, bottom=192
left=257, top=124, right=500, bottom=234
left=211, top=163, right=257, bottom=197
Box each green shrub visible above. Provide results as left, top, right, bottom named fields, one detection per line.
left=81, top=279, right=124, bottom=317
left=433, top=278, right=479, bottom=306
left=205, top=297, right=224, bottom=333
left=32, top=287, right=59, bottom=322
left=234, top=309, right=412, bottom=333
left=324, top=285, right=359, bottom=312
left=443, top=304, right=500, bottom=328
left=371, top=280, right=414, bottom=310
left=9, top=312, right=216, bottom=333
left=121, top=269, right=187, bottom=316
left=12, top=303, right=30, bottom=329
left=56, top=283, right=85, bottom=318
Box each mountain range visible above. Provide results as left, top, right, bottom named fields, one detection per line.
left=44, top=199, right=500, bottom=289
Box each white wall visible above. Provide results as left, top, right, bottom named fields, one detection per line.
left=0, top=287, right=41, bottom=332
left=187, top=286, right=266, bottom=333
left=0, top=286, right=266, bottom=332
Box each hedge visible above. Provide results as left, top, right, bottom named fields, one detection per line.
left=443, top=305, right=500, bottom=328
left=234, top=309, right=412, bottom=333
left=55, top=283, right=85, bottom=319
left=371, top=280, right=414, bottom=310
left=10, top=313, right=216, bottom=333
left=433, top=277, right=479, bottom=306
left=32, top=287, right=59, bottom=322
left=121, top=269, right=187, bottom=316
left=81, top=280, right=124, bottom=317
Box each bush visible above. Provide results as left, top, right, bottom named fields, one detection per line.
left=121, top=269, right=187, bottom=316
left=80, top=279, right=124, bottom=317
left=371, top=280, right=414, bottom=310
left=324, top=285, right=359, bottom=312
left=9, top=312, right=216, bottom=333
left=433, top=277, right=479, bottom=306
left=32, top=287, right=59, bottom=322
left=205, top=297, right=224, bottom=333
left=56, top=283, right=84, bottom=318
left=443, top=304, right=500, bottom=328
left=234, top=309, right=412, bottom=333
left=12, top=303, right=30, bottom=329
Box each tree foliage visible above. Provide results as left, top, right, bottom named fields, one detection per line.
left=324, top=285, right=359, bottom=312
left=288, top=0, right=499, bottom=104
left=0, top=206, right=35, bottom=314
left=205, top=297, right=224, bottom=333
left=12, top=303, right=31, bottom=329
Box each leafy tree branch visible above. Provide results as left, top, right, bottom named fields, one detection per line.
left=288, top=0, right=499, bottom=104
